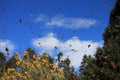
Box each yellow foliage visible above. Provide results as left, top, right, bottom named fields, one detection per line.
left=2, top=52, right=65, bottom=80
left=24, top=71, right=28, bottom=75
left=8, top=75, right=15, bottom=79
left=58, top=70, right=64, bottom=77
left=24, top=51, right=29, bottom=56
left=42, top=59, right=48, bottom=64
left=7, top=68, right=15, bottom=74
left=16, top=61, right=20, bottom=65
left=33, top=54, right=36, bottom=59
left=50, top=64, right=57, bottom=71
left=16, top=73, right=21, bottom=78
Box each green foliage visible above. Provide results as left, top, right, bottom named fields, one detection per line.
left=6, top=53, right=19, bottom=69
left=80, top=55, right=98, bottom=80
left=57, top=52, right=79, bottom=80
left=40, top=53, right=54, bottom=64
left=0, top=52, right=6, bottom=77
left=80, top=0, right=120, bottom=80
left=0, top=50, right=66, bottom=80
left=23, top=48, right=36, bottom=62
left=0, top=49, right=79, bottom=80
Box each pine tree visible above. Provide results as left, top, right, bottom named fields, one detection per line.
left=6, top=53, right=19, bottom=69
left=57, top=52, right=79, bottom=80
left=40, top=53, right=54, bottom=64
left=0, top=52, right=6, bottom=77
left=80, top=55, right=98, bottom=80
left=80, top=0, right=120, bottom=80
left=23, top=48, right=37, bottom=62
left=57, top=52, right=63, bottom=69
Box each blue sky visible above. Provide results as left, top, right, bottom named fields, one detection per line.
left=0, top=0, right=115, bottom=68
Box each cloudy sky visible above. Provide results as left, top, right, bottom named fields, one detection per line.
left=0, top=0, right=115, bottom=68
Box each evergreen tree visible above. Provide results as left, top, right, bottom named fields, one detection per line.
left=80, top=0, right=120, bottom=80
left=23, top=48, right=37, bottom=62
left=57, top=52, right=79, bottom=80
left=80, top=55, right=98, bottom=80
left=0, top=52, right=6, bottom=77
left=57, top=52, right=63, bottom=69
left=6, top=53, right=19, bottom=69
left=40, top=53, right=54, bottom=64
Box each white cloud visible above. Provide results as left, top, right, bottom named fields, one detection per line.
left=32, top=33, right=102, bottom=68
left=32, top=33, right=60, bottom=50
left=33, top=14, right=48, bottom=23
left=0, top=39, right=15, bottom=56
left=59, top=37, right=102, bottom=67
left=32, top=15, right=97, bottom=29
left=45, top=15, right=67, bottom=27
